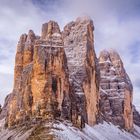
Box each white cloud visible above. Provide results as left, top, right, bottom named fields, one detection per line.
left=0, top=73, right=13, bottom=105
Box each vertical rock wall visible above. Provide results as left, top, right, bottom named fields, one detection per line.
left=99, top=50, right=133, bottom=131
left=63, top=17, right=99, bottom=127
left=0, top=17, right=135, bottom=131
left=6, top=21, right=71, bottom=127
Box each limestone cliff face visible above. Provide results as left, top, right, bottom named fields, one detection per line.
left=0, top=17, right=137, bottom=132
left=31, top=23, right=71, bottom=119
left=63, top=17, right=99, bottom=127
left=5, top=21, right=71, bottom=127
left=99, top=50, right=133, bottom=130
left=3, top=17, right=99, bottom=128
left=133, top=105, right=140, bottom=126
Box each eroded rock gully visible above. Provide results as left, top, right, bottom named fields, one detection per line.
left=0, top=17, right=137, bottom=131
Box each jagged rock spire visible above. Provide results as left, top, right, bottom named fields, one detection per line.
left=5, top=20, right=71, bottom=127
left=63, top=16, right=99, bottom=127
left=0, top=17, right=136, bottom=132
left=99, top=49, right=133, bottom=131
left=41, top=20, right=61, bottom=39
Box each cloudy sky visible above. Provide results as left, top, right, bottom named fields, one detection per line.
left=0, top=0, right=140, bottom=109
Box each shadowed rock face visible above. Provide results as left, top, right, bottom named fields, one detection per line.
left=133, top=105, right=140, bottom=126
left=0, top=17, right=137, bottom=132
left=99, top=49, right=133, bottom=131
left=63, top=16, right=99, bottom=127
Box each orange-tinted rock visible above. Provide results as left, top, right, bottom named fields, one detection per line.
left=5, top=21, right=71, bottom=127
left=14, top=34, right=27, bottom=90
left=133, top=105, right=140, bottom=126
left=1, top=17, right=138, bottom=132
left=41, top=21, right=60, bottom=39
left=99, top=49, right=133, bottom=131
left=23, top=30, right=36, bottom=67
left=6, top=17, right=99, bottom=128
left=31, top=44, right=70, bottom=119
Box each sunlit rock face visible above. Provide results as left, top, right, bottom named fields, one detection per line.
left=0, top=17, right=137, bottom=133
left=99, top=49, right=133, bottom=131
left=63, top=16, right=100, bottom=127
left=133, top=105, right=140, bottom=127
left=3, top=17, right=100, bottom=128
left=5, top=21, right=71, bottom=127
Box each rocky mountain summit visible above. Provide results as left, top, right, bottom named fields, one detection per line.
left=99, top=49, right=133, bottom=130
left=0, top=16, right=140, bottom=140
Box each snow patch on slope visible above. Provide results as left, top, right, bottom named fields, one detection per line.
left=0, top=119, right=140, bottom=140
left=53, top=121, right=140, bottom=140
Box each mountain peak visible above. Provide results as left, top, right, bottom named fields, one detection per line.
left=0, top=17, right=140, bottom=139
left=41, top=20, right=61, bottom=39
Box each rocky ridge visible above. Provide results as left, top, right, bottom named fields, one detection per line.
left=63, top=17, right=99, bottom=127
left=99, top=49, right=133, bottom=130
left=3, top=21, right=71, bottom=127
left=0, top=16, right=140, bottom=139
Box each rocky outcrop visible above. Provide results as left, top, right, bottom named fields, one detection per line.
left=31, top=23, right=71, bottom=119
left=0, top=94, right=13, bottom=120
left=2, top=17, right=100, bottom=128
left=0, top=17, right=138, bottom=133
left=133, top=105, right=140, bottom=126
left=5, top=21, right=71, bottom=127
left=99, top=49, right=133, bottom=131
left=63, top=16, right=99, bottom=127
